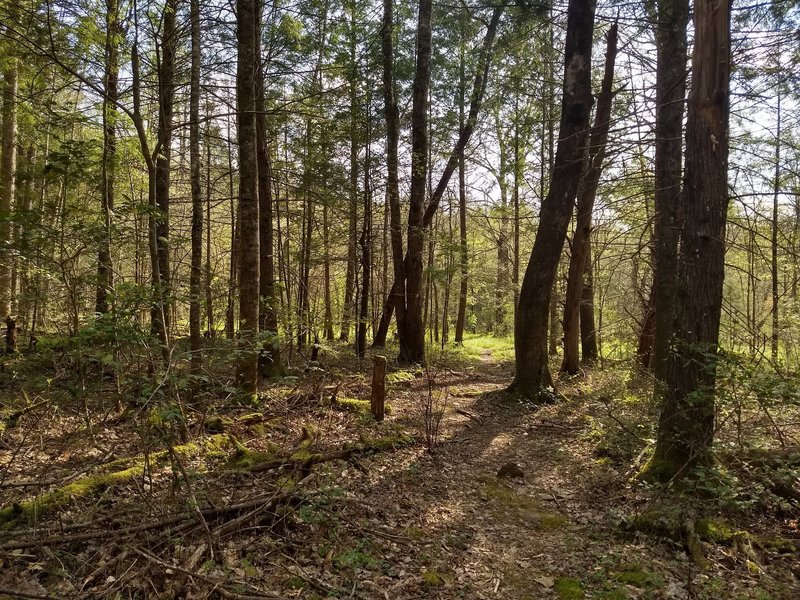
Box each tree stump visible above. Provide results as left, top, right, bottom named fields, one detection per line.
left=371, top=355, right=386, bottom=422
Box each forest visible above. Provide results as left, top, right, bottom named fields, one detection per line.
left=0, top=0, right=799, bottom=597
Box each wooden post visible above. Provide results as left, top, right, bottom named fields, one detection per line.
left=371, top=355, right=386, bottom=422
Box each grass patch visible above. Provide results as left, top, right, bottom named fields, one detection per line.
left=554, top=577, right=585, bottom=600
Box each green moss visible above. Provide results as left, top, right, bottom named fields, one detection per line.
left=539, top=513, right=570, bottom=530
left=204, top=415, right=233, bottom=433
left=0, top=433, right=233, bottom=527
left=334, top=548, right=376, bottom=570
left=226, top=438, right=279, bottom=469
left=283, top=575, right=305, bottom=590
left=0, top=464, right=145, bottom=527
left=405, top=526, right=426, bottom=539
left=612, top=566, right=664, bottom=589
left=598, top=589, right=628, bottom=600
left=421, top=570, right=447, bottom=587
left=695, top=518, right=736, bottom=542
left=554, top=577, right=585, bottom=600
left=333, top=396, right=393, bottom=420
left=636, top=454, right=676, bottom=483
left=480, top=478, right=568, bottom=530
left=360, top=432, right=415, bottom=450
left=387, top=370, right=415, bottom=384
left=289, top=448, right=323, bottom=462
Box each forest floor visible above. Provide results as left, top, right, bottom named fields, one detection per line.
left=0, top=335, right=799, bottom=599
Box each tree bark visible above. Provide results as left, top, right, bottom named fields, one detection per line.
left=256, top=49, right=281, bottom=377
left=397, top=0, right=433, bottom=364
left=455, top=14, right=468, bottom=345
left=510, top=0, right=596, bottom=399
left=579, top=244, right=598, bottom=362
left=771, top=90, right=781, bottom=362
left=379, top=0, right=404, bottom=352
left=189, top=0, right=203, bottom=374
left=0, top=59, right=18, bottom=320
left=561, top=23, right=617, bottom=374
left=399, top=1, right=506, bottom=363
left=650, top=0, right=689, bottom=380
left=151, top=0, right=178, bottom=343
left=96, top=0, right=119, bottom=316
left=357, top=112, right=372, bottom=358
left=651, top=0, right=730, bottom=479
left=236, top=0, right=261, bottom=393
left=341, top=0, right=359, bottom=342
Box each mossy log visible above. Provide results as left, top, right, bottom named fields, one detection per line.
left=247, top=434, right=415, bottom=474
left=0, top=434, right=232, bottom=528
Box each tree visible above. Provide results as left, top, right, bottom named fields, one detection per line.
left=236, top=0, right=261, bottom=392
left=388, top=0, right=506, bottom=364
left=648, top=0, right=689, bottom=377
left=151, top=0, right=178, bottom=344
left=650, top=0, right=731, bottom=479
left=510, top=0, right=596, bottom=398
left=561, top=22, right=618, bottom=374
left=256, top=35, right=280, bottom=377
left=0, top=56, right=17, bottom=323
left=189, top=0, right=203, bottom=374
left=95, top=0, right=120, bottom=316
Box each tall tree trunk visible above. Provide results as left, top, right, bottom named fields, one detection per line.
left=256, top=50, right=281, bottom=376
left=189, top=0, right=203, bottom=374
left=561, top=23, right=618, bottom=374
left=205, top=108, right=214, bottom=336
left=401, top=1, right=506, bottom=363
left=580, top=244, right=598, bottom=362
left=323, top=201, right=335, bottom=341
left=236, top=0, right=261, bottom=392
left=96, top=0, right=119, bottom=316
left=511, top=0, right=596, bottom=399
left=512, top=93, right=521, bottom=319
left=454, top=14, right=468, bottom=345
left=357, top=111, right=372, bottom=358
left=0, top=59, right=18, bottom=321
left=397, top=0, right=433, bottom=364
left=380, top=0, right=404, bottom=351
left=650, top=0, right=689, bottom=380
left=152, top=0, right=177, bottom=344
left=636, top=290, right=656, bottom=367
left=771, top=90, right=781, bottom=362
left=651, top=0, right=730, bottom=479
left=341, top=0, right=359, bottom=342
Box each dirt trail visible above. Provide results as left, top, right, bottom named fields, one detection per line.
left=334, top=353, right=800, bottom=599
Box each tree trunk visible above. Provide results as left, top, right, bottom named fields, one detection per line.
left=579, top=244, right=598, bottom=362
left=636, top=290, right=656, bottom=368
left=396, top=0, right=433, bottom=365
left=650, top=0, right=689, bottom=380
left=510, top=0, right=595, bottom=399
left=323, top=201, right=335, bottom=341
left=256, top=49, right=281, bottom=377
left=0, top=59, right=18, bottom=320
left=236, top=0, right=261, bottom=393
left=152, top=0, right=177, bottom=344
left=399, top=1, right=505, bottom=364
left=651, top=0, right=730, bottom=479
left=189, top=0, right=203, bottom=374
left=380, top=0, right=405, bottom=352
left=205, top=109, right=214, bottom=336
left=561, top=23, right=617, bottom=374
left=771, top=90, right=781, bottom=362
left=357, top=111, right=372, bottom=358
left=341, top=0, right=359, bottom=342
left=96, top=0, right=119, bottom=316
left=454, top=15, right=468, bottom=345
